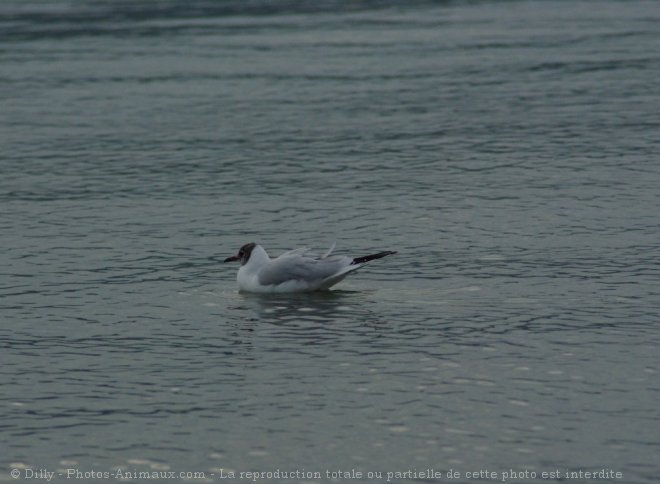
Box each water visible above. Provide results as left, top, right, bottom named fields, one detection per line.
left=1, top=0, right=659, bottom=482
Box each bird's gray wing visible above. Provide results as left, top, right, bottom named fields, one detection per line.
left=258, top=254, right=351, bottom=286
left=279, top=247, right=311, bottom=257
left=320, top=242, right=336, bottom=259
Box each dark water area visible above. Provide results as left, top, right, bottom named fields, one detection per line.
left=1, top=1, right=659, bottom=483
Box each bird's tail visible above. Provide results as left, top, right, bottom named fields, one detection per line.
left=351, top=251, right=397, bottom=265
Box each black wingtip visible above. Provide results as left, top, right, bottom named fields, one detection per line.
left=351, top=250, right=397, bottom=265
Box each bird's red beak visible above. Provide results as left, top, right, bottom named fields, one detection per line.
left=223, top=255, right=239, bottom=263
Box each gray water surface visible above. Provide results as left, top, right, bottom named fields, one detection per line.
left=1, top=1, right=659, bottom=483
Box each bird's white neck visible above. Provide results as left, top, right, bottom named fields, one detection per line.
left=241, top=245, right=270, bottom=273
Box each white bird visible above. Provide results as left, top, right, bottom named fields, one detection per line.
left=224, top=242, right=397, bottom=293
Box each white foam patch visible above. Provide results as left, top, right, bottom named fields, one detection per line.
left=509, top=399, right=529, bottom=406
left=247, top=450, right=269, bottom=457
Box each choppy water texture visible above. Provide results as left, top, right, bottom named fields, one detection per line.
left=1, top=0, right=659, bottom=482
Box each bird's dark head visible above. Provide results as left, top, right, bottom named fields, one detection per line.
left=224, top=242, right=257, bottom=266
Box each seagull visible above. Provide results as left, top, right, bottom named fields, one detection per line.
left=224, top=242, right=397, bottom=293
